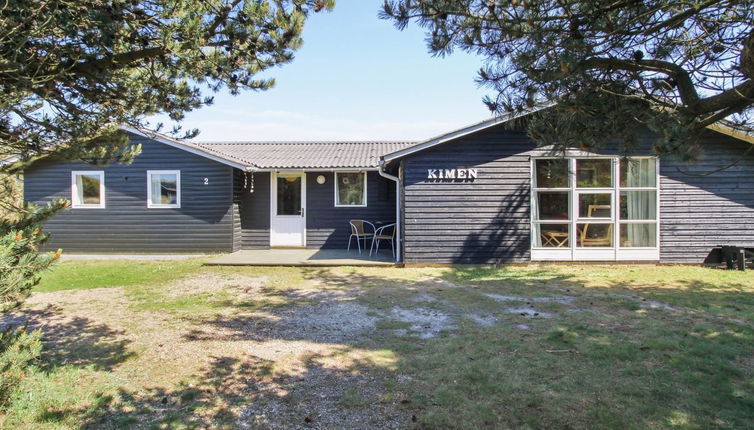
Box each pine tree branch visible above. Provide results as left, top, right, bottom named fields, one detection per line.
left=576, top=57, right=701, bottom=105
left=641, top=0, right=728, bottom=36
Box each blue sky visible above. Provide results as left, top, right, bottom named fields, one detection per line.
left=169, top=0, right=491, bottom=142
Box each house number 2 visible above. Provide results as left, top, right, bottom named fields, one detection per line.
left=203, top=178, right=209, bottom=185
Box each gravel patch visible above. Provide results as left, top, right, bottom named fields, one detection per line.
left=390, top=307, right=456, bottom=339
left=282, top=301, right=379, bottom=343
left=467, top=314, right=499, bottom=327
left=166, top=274, right=269, bottom=297
left=506, top=307, right=553, bottom=318
left=238, top=367, right=409, bottom=430
left=484, top=293, right=575, bottom=305
left=567, top=308, right=605, bottom=314
left=586, top=293, right=676, bottom=311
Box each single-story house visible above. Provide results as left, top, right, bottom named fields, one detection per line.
left=11, top=110, right=754, bottom=264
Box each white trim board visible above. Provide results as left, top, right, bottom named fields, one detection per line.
left=121, top=126, right=250, bottom=170
left=71, top=170, right=106, bottom=209
left=380, top=105, right=754, bottom=163
left=334, top=171, right=368, bottom=207
left=381, top=105, right=553, bottom=162
left=147, top=170, right=181, bottom=209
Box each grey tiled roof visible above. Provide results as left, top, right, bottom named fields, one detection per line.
left=193, top=141, right=417, bottom=169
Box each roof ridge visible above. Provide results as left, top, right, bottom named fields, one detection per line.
left=194, top=140, right=418, bottom=145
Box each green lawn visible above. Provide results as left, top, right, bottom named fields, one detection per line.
left=35, top=259, right=207, bottom=292
left=2, top=261, right=753, bottom=429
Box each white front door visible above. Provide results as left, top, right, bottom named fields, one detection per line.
left=270, top=172, right=306, bottom=247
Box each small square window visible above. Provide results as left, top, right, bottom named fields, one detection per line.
left=335, top=172, right=366, bottom=207
left=147, top=170, right=181, bottom=208
left=576, top=159, right=613, bottom=188
left=71, top=171, right=105, bottom=209
left=535, top=159, right=569, bottom=188
left=620, top=158, right=657, bottom=187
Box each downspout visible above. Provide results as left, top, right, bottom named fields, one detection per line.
left=378, top=159, right=401, bottom=263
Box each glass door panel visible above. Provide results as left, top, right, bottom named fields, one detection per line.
left=277, top=176, right=302, bottom=216
left=578, top=193, right=612, bottom=218
left=577, top=223, right=614, bottom=247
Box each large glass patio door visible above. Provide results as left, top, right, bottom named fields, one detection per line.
left=531, top=156, right=659, bottom=261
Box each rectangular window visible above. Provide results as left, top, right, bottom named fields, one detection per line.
left=576, top=159, right=613, bottom=188
left=620, top=158, right=657, bottom=187
left=335, top=172, right=367, bottom=207
left=534, top=191, right=570, bottom=220
left=532, top=157, right=658, bottom=259
left=532, top=159, right=571, bottom=247
left=534, top=223, right=570, bottom=248
left=577, top=223, right=614, bottom=247
left=147, top=170, right=180, bottom=208
left=277, top=175, right=302, bottom=215
left=71, top=171, right=105, bottom=209
left=619, top=191, right=657, bottom=220
left=535, top=159, right=569, bottom=188
left=578, top=193, right=612, bottom=218
left=620, top=223, right=657, bottom=247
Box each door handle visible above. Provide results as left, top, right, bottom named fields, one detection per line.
left=301, top=207, right=305, bottom=217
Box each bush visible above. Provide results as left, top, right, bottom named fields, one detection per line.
left=1, top=200, right=66, bottom=313
left=0, top=326, right=42, bottom=408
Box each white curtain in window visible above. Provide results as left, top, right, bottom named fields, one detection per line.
left=151, top=175, right=163, bottom=204
left=624, top=159, right=656, bottom=187
left=76, top=174, right=87, bottom=204
left=625, top=159, right=656, bottom=246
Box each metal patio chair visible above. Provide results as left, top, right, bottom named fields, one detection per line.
left=347, top=219, right=375, bottom=254
left=370, top=223, right=396, bottom=259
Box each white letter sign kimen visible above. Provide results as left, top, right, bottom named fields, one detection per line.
left=427, top=168, right=477, bottom=180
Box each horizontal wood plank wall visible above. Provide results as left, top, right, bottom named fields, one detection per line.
left=24, top=133, right=235, bottom=253
left=659, top=131, right=754, bottom=263
left=402, top=127, right=535, bottom=264
left=306, top=171, right=396, bottom=249
left=235, top=170, right=270, bottom=249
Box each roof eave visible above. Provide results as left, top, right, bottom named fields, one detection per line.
left=381, top=104, right=552, bottom=162
left=381, top=105, right=754, bottom=162
left=121, top=125, right=253, bottom=170
left=706, top=123, right=754, bottom=145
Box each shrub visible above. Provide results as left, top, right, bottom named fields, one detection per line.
left=0, top=326, right=42, bottom=408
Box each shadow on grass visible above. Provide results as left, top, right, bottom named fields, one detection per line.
left=44, top=352, right=406, bottom=429
left=1, top=304, right=136, bottom=371
left=10, top=265, right=754, bottom=429
left=188, top=266, right=754, bottom=429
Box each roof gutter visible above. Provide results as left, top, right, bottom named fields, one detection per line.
left=249, top=167, right=381, bottom=172
left=378, top=159, right=401, bottom=263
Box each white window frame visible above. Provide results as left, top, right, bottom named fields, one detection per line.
left=71, top=171, right=105, bottom=209
left=531, top=155, right=660, bottom=261
left=334, top=171, right=367, bottom=207
left=147, top=170, right=181, bottom=209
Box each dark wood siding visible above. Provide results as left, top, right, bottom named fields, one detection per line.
left=24, top=133, right=235, bottom=253
left=235, top=170, right=270, bottom=249
left=401, top=124, right=754, bottom=264
left=402, top=128, right=534, bottom=264
left=659, top=131, right=754, bottom=263
left=306, top=171, right=396, bottom=249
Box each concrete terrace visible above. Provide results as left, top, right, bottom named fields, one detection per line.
left=204, top=249, right=397, bottom=266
